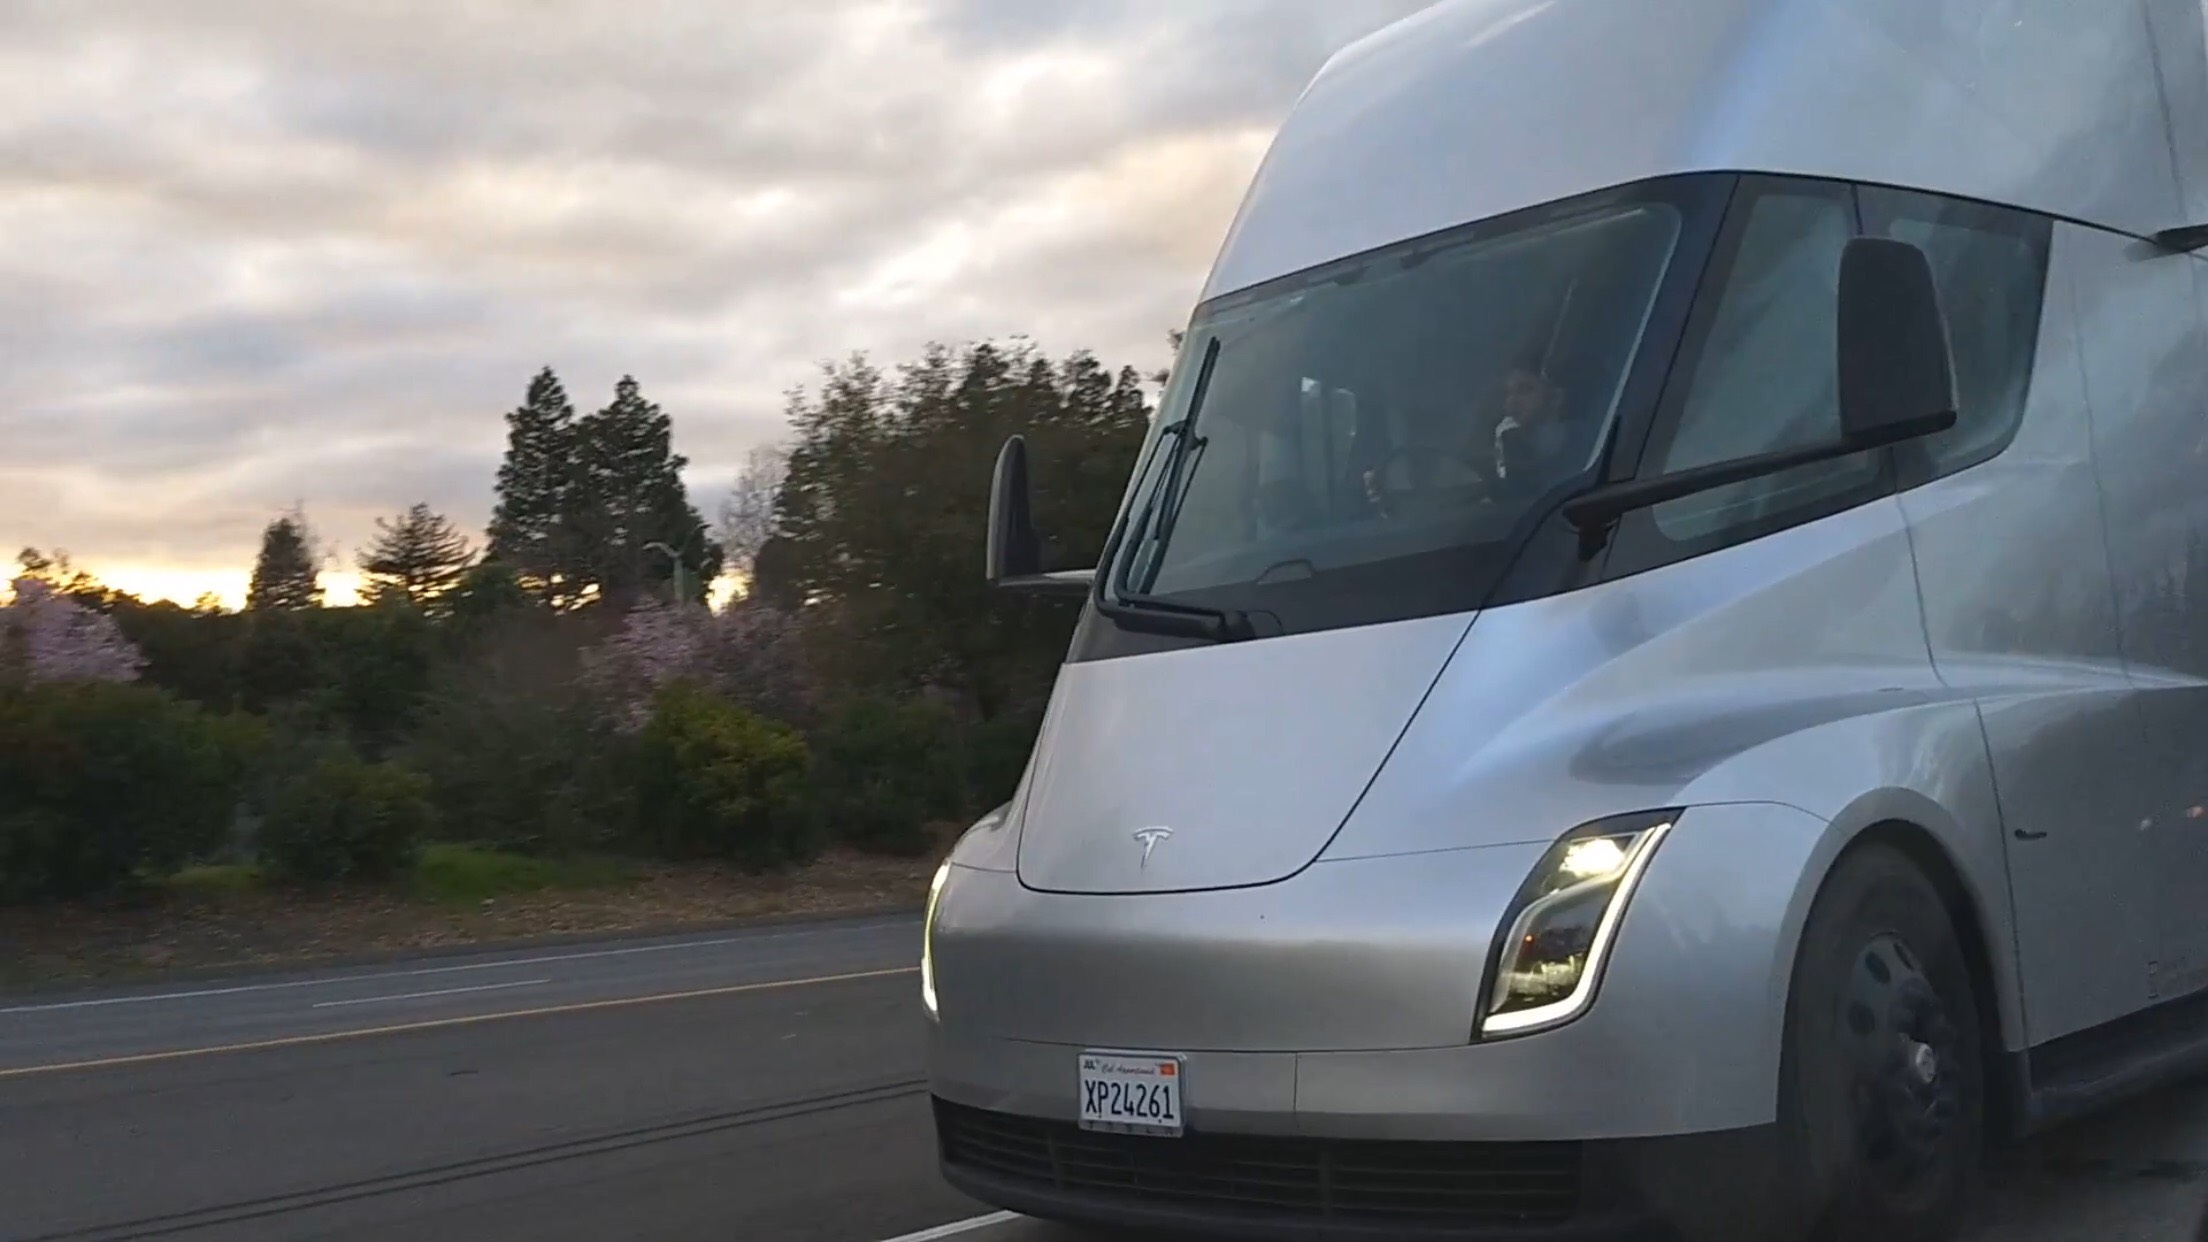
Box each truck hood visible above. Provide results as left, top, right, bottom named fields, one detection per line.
left=1013, top=611, right=1473, bottom=894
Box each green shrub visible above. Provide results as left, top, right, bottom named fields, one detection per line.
left=402, top=624, right=636, bottom=856
left=258, top=753, right=432, bottom=885
left=811, top=695, right=966, bottom=857
left=0, top=682, right=245, bottom=903
left=165, top=863, right=264, bottom=897
left=412, top=843, right=638, bottom=904
left=635, top=682, right=815, bottom=868
left=0, top=808, right=74, bottom=905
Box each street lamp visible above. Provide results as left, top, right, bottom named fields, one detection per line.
left=644, top=520, right=711, bottom=604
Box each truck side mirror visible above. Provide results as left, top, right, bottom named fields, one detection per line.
left=985, top=435, right=1044, bottom=585
left=1837, top=237, right=1956, bottom=440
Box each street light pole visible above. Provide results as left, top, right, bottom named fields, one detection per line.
left=642, top=541, right=679, bottom=603
left=643, top=520, right=711, bottom=605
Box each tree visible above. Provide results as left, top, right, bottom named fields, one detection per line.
left=1, top=576, right=146, bottom=685
left=357, top=503, right=475, bottom=610
left=772, top=339, right=1152, bottom=718
left=581, top=597, right=710, bottom=732
left=102, top=596, right=245, bottom=710
left=247, top=510, right=324, bottom=612
left=1151, top=328, right=1187, bottom=387
left=487, top=367, right=584, bottom=609
left=443, top=559, right=535, bottom=627
left=16, top=547, right=109, bottom=604
left=748, top=534, right=805, bottom=611
left=715, top=443, right=788, bottom=599
left=582, top=596, right=817, bottom=733
left=568, top=375, right=723, bottom=611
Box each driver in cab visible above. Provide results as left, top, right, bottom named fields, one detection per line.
left=1487, top=359, right=1574, bottom=493
left=1360, top=357, right=1574, bottom=517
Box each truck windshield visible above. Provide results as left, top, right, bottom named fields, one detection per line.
left=1101, top=184, right=1698, bottom=639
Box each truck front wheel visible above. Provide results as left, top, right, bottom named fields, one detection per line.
left=1776, top=842, right=1983, bottom=1242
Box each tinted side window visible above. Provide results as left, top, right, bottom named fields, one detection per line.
left=1608, top=180, right=1884, bottom=569
left=1861, top=186, right=2052, bottom=478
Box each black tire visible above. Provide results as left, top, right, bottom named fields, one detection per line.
left=1775, top=843, right=1983, bottom=1242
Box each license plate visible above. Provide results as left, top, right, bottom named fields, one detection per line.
left=1078, top=1051, right=1184, bottom=1137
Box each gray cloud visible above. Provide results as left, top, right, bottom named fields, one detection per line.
left=0, top=0, right=1434, bottom=600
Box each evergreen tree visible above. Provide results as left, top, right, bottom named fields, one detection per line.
left=443, top=558, right=534, bottom=626
left=247, top=510, right=324, bottom=612
left=568, top=375, right=723, bottom=610
left=357, top=503, right=475, bottom=610
left=748, top=534, right=805, bottom=611
left=773, top=339, right=1153, bottom=718
left=487, top=367, right=582, bottom=608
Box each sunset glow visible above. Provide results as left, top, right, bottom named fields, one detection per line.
left=0, top=2, right=1427, bottom=592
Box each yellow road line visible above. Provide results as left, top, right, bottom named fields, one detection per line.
left=0, top=966, right=919, bottom=1081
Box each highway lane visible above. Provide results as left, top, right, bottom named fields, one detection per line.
left=4, top=914, right=2208, bottom=1241
left=0, top=916, right=984, bottom=1241
left=0, top=915, right=919, bottom=1073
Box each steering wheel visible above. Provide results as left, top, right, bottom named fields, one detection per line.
left=1363, top=445, right=1494, bottom=516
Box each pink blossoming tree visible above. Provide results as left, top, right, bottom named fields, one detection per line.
left=1, top=576, right=147, bottom=686
left=584, top=597, right=817, bottom=732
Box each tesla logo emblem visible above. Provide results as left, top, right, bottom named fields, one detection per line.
left=1132, top=827, right=1173, bottom=867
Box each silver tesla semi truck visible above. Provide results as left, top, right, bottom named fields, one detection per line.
left=922, top=0, right=2208, bottom=1237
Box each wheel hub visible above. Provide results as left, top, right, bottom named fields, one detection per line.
left=1907, top=1039, right=1939, bottom=1085
left=1836, top=933, right=1964, bottom=1203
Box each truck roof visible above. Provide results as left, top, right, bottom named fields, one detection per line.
left=1202, top=0, right=2208, bottom=301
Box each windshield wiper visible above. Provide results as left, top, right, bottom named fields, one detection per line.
left=1093, top=335, right=1262, bottom=642
left=1095, top=589, right=1267, bottom=641
left=1121, top=335, right=1221, bottom=596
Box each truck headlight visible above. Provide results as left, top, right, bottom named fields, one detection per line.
left=1478, top=811, right=1676, bottom=1039
left=921, top=860, right=950, bottom=1019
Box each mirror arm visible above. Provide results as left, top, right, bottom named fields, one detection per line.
left=994, top=568, right=1097, bottom=597
left=1562, top=408, right=1956, bottom=557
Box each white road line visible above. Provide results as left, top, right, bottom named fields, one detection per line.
left=0, top=918, right=916, bottom=1016
left=0, top=968, right=916, bottom=1081
left=309, top=979, right=553, bottom=1009
left=877, top=1212, right=1023, bottom=1242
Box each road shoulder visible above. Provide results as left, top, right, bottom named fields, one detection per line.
left=0, top=896, right=926, bottom=1001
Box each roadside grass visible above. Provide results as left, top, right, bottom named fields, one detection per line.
left=410, top=844, right=641, bottom=904
left=6, top=841, right=945, bottom=991
left=154, top=847, right=642, bottom=905
left=163, top=863, right=265, bottom=897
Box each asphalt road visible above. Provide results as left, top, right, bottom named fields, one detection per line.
left=2, top=915, right=2205, bottom=1242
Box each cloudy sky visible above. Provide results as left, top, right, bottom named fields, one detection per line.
left=0, top=0, right=1436, bottom=607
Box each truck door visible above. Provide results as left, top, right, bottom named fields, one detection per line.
left=1889, top=196, right=2159, bottom=1045
left=2074, top=224, right=2208, bottom=1006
